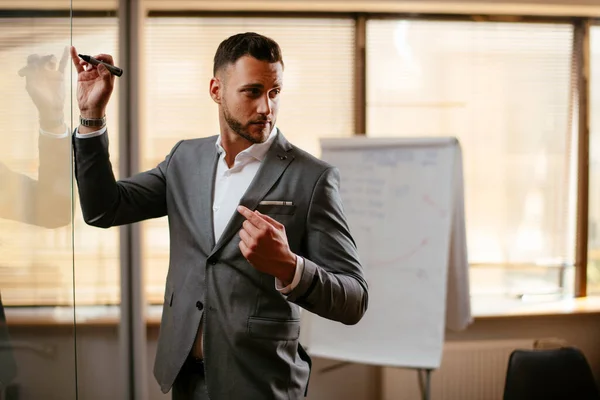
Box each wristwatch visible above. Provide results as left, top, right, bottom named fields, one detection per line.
left=80, top=115, right=106, bottom=127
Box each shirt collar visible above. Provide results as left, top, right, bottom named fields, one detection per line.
left=215, top=126, right=278, bottom=162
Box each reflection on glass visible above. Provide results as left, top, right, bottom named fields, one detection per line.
left=0, top=11, right=119, bottom=400
left=0, top=30, right=74, bottom=399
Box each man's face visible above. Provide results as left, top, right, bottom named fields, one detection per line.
left=214, top=56, right=283, bottom=144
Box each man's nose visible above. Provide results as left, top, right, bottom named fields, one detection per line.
left=256, top=94, right=272, bottom=116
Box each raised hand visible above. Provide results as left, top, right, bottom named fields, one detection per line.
left=69, top=46, right=115, bottom=120
left=19, top=46, right=68, bottom=130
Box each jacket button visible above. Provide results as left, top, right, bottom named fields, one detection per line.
left=209, top=259, right=217, bottom=265
left=196, top=301, right=204, bottom=311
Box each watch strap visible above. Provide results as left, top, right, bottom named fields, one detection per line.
left=79, top=115, right=106, bottom=127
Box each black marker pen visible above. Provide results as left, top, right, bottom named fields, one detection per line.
left=78, top=54, right=123, bottom=77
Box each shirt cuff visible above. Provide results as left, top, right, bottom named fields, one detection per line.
left=276, top=255, right=304, bottom=295
left=39, top=125, right=69, bottom=139
left=75, top=126, right=107, bottom=139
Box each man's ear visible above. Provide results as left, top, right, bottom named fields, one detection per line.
left=209, top=77, right=222, bottom=104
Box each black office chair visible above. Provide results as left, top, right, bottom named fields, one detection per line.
left=503, top=346, right=600, bottom=400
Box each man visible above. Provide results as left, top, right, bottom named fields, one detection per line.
left=69, top=32, right=368, bottom=400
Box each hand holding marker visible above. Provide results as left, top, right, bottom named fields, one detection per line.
left=78, top=54, right=123, bottom=77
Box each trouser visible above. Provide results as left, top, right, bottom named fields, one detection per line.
left=172, top=356, right=209, bottom=400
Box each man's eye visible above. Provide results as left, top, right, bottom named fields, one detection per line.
left=246, top=88, right=261, bottom=96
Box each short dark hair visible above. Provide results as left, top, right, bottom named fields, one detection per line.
left=213, top=32, right=284, bottom=76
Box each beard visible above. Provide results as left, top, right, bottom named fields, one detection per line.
left=222, top=101, right=271, bottom=144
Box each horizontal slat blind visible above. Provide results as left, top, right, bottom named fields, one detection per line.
left=0, top=17, right=120, bottom=306
left=366, top=20, right=576, bottom=296
left=142, top=16, right=355, bottom=303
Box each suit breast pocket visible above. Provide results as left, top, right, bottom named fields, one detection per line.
left=256, top=204, right=296, bottom=216
left=247, top=317, right=300, bottom=341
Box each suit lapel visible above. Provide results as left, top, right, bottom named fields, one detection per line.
left=210, top=131, right=294, bottom=256
left=196, top=139, right=219, bottom=251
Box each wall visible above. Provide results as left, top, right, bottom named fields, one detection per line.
left=3, top=312, right=600, bottom=400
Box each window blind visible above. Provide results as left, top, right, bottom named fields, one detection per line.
left=142, top=16, right=355, bottom=303
left=587, top=25, right=600, bottom=294
left=0, top=17, right=119, bottom=306
left=366, top=20, right=576, bottom=297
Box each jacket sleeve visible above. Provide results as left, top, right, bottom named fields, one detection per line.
left=285, top=167, right=368, bottom=325
left=73, top=131, right=182, bottom=228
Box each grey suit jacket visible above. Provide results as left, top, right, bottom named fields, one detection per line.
left=72, top=130, right=368, bottom=400
left=0, top=295, right=17, bottom=388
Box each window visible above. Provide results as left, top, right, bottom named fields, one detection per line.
left=366, top=20, right=577, bottom=301
left=4, top=11, right=598, bottom=309
left=588, top=24, right=600, bottom=294
left=142, top=16, right=355, bottom=303
left=0, top=17, right=119, bottom=306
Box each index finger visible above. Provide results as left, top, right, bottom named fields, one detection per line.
left=70, top=46, right=84, bottom=74
left=237, top=206, right=269, bottom=229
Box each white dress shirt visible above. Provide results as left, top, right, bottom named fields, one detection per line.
left=212, top=128, right=304, bottom=293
